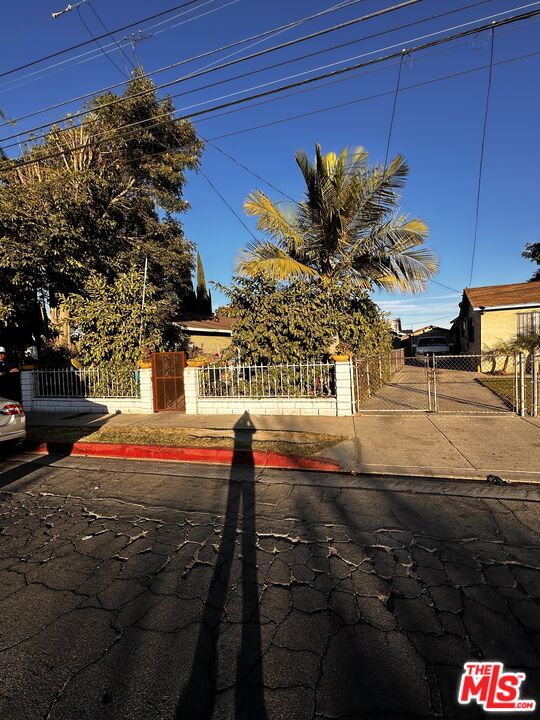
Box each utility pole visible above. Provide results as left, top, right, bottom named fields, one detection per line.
left=139, top=257, right=148, bottom=349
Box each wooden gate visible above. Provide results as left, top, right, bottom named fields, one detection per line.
left=151, top=352, right=186, bottom=412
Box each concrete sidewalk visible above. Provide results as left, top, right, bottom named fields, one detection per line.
left=26, top=410, right=540, bottom=483
left=329, top=414, right=540, bottom=483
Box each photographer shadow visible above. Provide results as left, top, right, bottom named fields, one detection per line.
left=176, top=411, right=267, bottom=720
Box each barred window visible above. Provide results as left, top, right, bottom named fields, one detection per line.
left=517, top=311, right=540, bottom=336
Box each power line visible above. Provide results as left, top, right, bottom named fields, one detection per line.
left=0, top=0, right=239, bottom=100
left=203, top=137, right=295, bottom=201
left=0, top=0, right=365, bottom=125
left=5, top=39, right=536, bottom=239
left=2, top=6, right=539, bottom=173
left=384, top=53, right=405, bottom=167
left=468, top=28, right=495, bottom=286
left=199, top=170, right=257, bottom=240
left=85, top=1, right=137, bottom=73
left=3, top=0, right=534, bottom=152
left=206, top=47, right=540, bottom=139
left=0, top=0, right=209, bottom=81
left=430, top=280, right=462, bottom=294
left=75, top=4, right=130, bottom=78
left=0, top=0, right=422, bottom=145
left=0, top=0, right=522, bottom=154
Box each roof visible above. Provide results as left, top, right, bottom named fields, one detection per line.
left=465, top=282, right=540, bottom=310
left=177, top=314, right=235, bottom=333
left=408, top=325, right=450, bottom=337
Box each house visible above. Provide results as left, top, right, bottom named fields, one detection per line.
left=451, top=281, right=540, bottom=354
left=178, top=314, right=235, bottom=355
left=402, top=325, right=451, bottom=355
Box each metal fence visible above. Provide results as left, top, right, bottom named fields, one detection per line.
left=352, top=349, right=540, bottom=416
left=33, top=367, right=141, bottom=399
left=352, top=349, right=409, bottom=412
left=198, top=361, right=336, bottom=399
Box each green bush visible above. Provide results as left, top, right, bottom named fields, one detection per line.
left=219, top=276, right=391, bottom=364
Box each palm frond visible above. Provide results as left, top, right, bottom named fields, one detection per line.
left=236, top=240, right=318, bottom=281
left=244, top=190, right=303, bottom=251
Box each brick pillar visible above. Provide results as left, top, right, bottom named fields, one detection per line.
left=138, top=368, right=154, bottom=414
left=335, top=360, right=354, bottom=416
left=184, top=366, right=199, bottom=414
left=20, top=370, right=34, bottom=411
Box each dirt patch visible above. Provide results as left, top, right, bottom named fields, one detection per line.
left=26, top=425, right=346, bottom=457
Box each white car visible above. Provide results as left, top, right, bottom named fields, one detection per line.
left=0, top=398, right=26, bottom=447
left=414, top=336, right=451, bottom=356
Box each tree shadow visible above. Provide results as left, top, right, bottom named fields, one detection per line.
left=289, top=476, right=540, bottom=718
left=176, top=411, right=267, bottom=720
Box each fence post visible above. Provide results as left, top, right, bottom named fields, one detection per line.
left=335, top=360, right=354, bottom=416
left=184, top=366, right=199, bottom=414
left=429, top=355, right=437, bottom=413
left=20, top=370, right=34, bottom=411
left=138, top=368, right=154, bottom=414
left=519, top=352, right=526, bottom=417
left=532, top=349, right=538, bottom=418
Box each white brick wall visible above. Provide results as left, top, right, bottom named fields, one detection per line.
left=185, top=364, right=338, bottom=417
left=21, top=368, right=154, bottom=414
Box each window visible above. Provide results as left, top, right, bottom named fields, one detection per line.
left=517, top=311, right=540, bottom=337
left=467, top=318, right=475, bottom=342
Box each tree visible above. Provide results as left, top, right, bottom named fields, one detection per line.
left=217, top=275, right=391, bottom=364
left=523, top=243, right=540, bottom=281
left=196, top=251, right=212, bottom=314
left=0, top=71, right=203, bottom=350
left=66, top=267, right=186, bottom=368
left=238, top=144, right=438, bottom=292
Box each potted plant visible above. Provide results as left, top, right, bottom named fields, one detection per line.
left=138, top=347, right=152, bottom=369
left=187, top=353, right=213, bottom=367
left=331, top=342, right=352, bottom=362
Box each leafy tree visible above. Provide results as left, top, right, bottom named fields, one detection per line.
left=196, top=251, right=212, bottom=314
left=0, top=71, right=203, bottom=350
left=66, top=267, right=187, bottom=368
left=238, top=144, right=438, bottom=292
left=217, top=275, right=391, bottom=364
left=523, top=243, right=540, bottom=281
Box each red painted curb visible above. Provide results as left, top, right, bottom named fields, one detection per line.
left=25, top=441, right=342, bottom=472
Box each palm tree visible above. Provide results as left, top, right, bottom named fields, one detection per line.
left=237, top=144, right=438, bottom=293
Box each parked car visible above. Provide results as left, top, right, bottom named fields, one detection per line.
left=414, top=336, right=451, bottom=356
left=0, top=397, right=26, bottom=447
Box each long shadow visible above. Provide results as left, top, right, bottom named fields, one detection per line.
left=176, top=411, right=267, bottom=720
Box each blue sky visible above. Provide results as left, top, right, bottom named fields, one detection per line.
left=2, top=0, right=539, bottom=329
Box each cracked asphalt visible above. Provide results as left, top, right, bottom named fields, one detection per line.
left=1, top=452, right=540, bottom=719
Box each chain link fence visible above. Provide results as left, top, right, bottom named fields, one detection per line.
left=352, top=349, right=540, bottom=416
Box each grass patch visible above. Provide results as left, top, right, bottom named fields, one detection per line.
left=477, top=375, right=533, bottom=410
left=26, top=425, right=346, bottom=457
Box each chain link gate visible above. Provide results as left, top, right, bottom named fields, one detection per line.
left=431, top=354, right=517, bottom=414
left=352, top=354, right=432, bottom=413
left=353, top=350, right=540, bottom=416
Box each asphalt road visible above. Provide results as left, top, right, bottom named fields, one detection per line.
left=1, top=452, right=540, bottom=720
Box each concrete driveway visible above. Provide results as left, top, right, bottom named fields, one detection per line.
left=358, top=362, right=511, bottom=413
left=1, top=453, right=540, bottom=719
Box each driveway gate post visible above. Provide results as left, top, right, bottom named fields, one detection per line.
left=533, top=349, right=538, bottom=418
left=518, top=352, right=526, bottom=417
left=430, top=355, right=437, bottom=413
